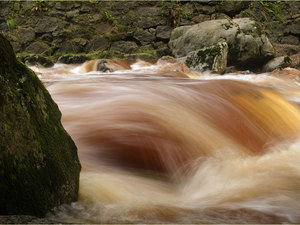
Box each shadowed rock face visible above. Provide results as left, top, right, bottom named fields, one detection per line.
left=0, top=34, right=81, bottom=217
left=169, top=18, right=275, bottom=68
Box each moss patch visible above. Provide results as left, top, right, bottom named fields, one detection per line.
left=0, top=34, right=81, bottom=217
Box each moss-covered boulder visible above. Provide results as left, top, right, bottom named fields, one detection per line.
left=169, top=18, right=275, bottom=69
left=185, top=41, right=228, bottom=74
left=0, top=34, right=81, bottom=216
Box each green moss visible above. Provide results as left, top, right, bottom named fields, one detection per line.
left=5, top=12, right=18, bottom=31
left=0, top=34, right=81, bottom=216
left=136, top=47, right=157, bottom=57
left=295, top=17, right=300, bottom=23
left=160, top=2, right=169, bottom=16
left=259, top=1, right=287, bottom=23
left=126, top=11, right=136, bottom=19
left=102, top=9, right=116, bottom=23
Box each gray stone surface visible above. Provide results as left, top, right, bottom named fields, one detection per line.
left=111, top=41, right=138, bottom=54
left=169, top=18, right=275, bottom=66
left=17, top=27, right=35, bottom=44
left=26, top=41, right=50, bottom=54
left=86, top=35, right=109, bottom=52
left=262, top=56, right=292, bottom=72
left=156, top=25, right=173, bottom=40
left=34, top=17, right=59, bottom=34
left=134, top=28, right=156, bottom=45
left=185, top=41, right=228, bottom=74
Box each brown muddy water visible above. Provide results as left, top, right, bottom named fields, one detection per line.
left=31, top=61, right=300, bottom=223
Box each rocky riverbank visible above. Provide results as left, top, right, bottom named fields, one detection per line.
left=0, top=1, right=299, bottom=71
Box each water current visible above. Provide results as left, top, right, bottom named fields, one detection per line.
left=31, top=60, right=300, bottom=223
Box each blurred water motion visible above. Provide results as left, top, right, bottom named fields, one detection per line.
left=32, top=61, right=300, bottom=223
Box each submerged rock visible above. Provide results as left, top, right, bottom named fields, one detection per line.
left=169, top=18, right=275, bottom=69
left=0, top=34, right=81, bottom=216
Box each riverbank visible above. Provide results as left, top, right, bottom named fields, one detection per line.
left=0, top=1, right=299, bottom=71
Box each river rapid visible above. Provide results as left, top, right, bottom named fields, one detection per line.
left=31, top=60, right=300, bottom=224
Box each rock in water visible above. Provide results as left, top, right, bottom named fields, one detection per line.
left=169, top=18, right=275, bottom=69
left=0, top=34, right=81, bottom=216
left=262, top=56, right=292, bottom=72
left=185, top=41, right=228, bottom=74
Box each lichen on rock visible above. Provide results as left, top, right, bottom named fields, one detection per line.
left=0, top=34, right=81, bottom=217
left=169, top=18, right=275, bottom=69
left=185, top=41, right=228, bottom=74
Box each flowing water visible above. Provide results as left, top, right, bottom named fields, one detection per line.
left=31, top=61, right=300, bottom=223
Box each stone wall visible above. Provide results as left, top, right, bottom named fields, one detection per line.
left=0, top=1, right=299, bottom=67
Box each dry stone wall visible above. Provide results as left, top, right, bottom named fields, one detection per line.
left=0, top=1, right=299, bottom=69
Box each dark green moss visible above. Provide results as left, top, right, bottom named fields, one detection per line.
left=0, top=34, right=81, bottom=217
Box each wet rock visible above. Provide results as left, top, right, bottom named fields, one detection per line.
left=156, top=25, right=173, bottom=41
left=25, top=41, right=50, bottom=54
left=185, top=41, right=228, bottom=74
left=157, top=55, right=177, bottom=64
left=0, top=34, right=81, bottom=216
left=262, top=56, right=292, bottom=72
left=58, top=55, right=89, bottom=64
left=157, top=46, right=172, bottom=58
left=169, top=18, right=275, bottom=68
left=24, top=55, right=54, bottom=67
left=96, top=59, right=111, bottom=72
left=86, top=35, right=109, bottom=52
left=111, top=41, right=138, bottom=54
left=290, top=54, right=300, bottom=69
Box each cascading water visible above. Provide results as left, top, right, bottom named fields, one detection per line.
left=31, top=61, right=300, bottom=223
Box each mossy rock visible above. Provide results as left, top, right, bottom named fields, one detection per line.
left=169, top=18, right=275, bottom=69
left=185, top=41, right=228, bottom=74
left=0, top=34, right=81, bottom=216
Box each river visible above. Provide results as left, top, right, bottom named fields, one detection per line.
left=31, top=60, right=300, bottom=223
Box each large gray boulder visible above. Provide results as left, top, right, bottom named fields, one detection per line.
left=169, top=18, right=275, bottom=68
left=0, top=34, right=81, bottom=217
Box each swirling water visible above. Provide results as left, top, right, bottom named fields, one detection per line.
left=32, top=61, right=300, bottom=223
